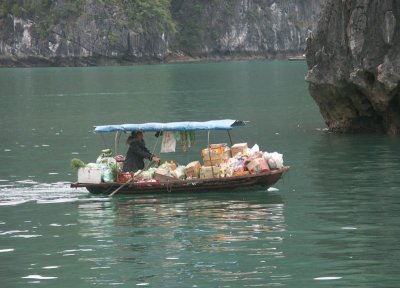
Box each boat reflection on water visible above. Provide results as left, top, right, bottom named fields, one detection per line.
left=76, top=191, right=288, bottom=285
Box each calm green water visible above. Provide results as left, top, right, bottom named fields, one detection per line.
left=1, top=61, right=400, bottom=287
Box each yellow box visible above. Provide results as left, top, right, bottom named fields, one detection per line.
left=202, top=149, right=231, bottom=161
left=201, top=143, right=229, bottom=157
left=209, top=143, right=227, bottom=152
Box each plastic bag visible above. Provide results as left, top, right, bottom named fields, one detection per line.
left=161, top=131, right=176, bottom=153
left=97, top=157, right=116, bottom=166
left=263, top=152, right=284, bottom=169
left=173, top=166, right=186, bottom=179
left=96, top=149, right=113, bottom=163
left=249, top=144, right=260, bottom=155
left=140, top=168, right=156, bottom=180
left=118, top=172, right=132, bottom=183
left=267, top=158, right=277, bottom=169
left=102, top=167, right=114, bottom=182
left=86, top=163, right=99, bottom=169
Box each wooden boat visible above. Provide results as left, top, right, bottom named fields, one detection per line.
left=71, top=167, right=288, bottom=194
left=70, top=119, right=289, bottom=195
left=288, top=55, right=306, bottom=61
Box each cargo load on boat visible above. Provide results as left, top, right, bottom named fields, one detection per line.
left=70, top=119, right=289, bottom=194
left=73, top=142, right=284, bottom=184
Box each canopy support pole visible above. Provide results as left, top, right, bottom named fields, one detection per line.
left=151, top=132, right=161, bottom=154
left=227, top=130, right=233, bottom=146
left=207, top=130, right=216, bottom=178
left=114, top=131, right=122, bottom=156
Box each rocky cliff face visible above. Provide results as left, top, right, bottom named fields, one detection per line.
left=0, top=0, right=325, bottom=67
left=172, top=0, right=323, bottom=57
left=306, top=0, right=400, bottom=134
left=0, top=0, right=173, bottom=66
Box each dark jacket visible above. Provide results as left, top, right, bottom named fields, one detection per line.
left=122, top=139, right=153, bottom=172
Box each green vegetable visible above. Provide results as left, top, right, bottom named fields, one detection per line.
left=110, top=163, right=120, bottom=178
left=71, top=158, right=85, bottom=169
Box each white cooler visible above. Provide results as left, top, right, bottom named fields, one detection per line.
left=77, top=167, right=102, bottom=183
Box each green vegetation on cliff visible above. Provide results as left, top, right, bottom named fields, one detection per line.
left=171, top=0, right=238, bottom=52
left=0, top=0, right=176, bottom=39
left=95, top=0, right=176, bottom=33
left=0, top=0, right=84, bottom=38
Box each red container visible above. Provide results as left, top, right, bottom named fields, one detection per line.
left=117, top=172, right=132, bottom=183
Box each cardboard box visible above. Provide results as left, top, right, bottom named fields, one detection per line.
left=200, top=166, right=220, bottom=179
left=246, top=158, right=269, bottom=174
left=231, top=143, right=248, bottom=156
left=209, top=143, right=228, bottom=152
left=203, top=159, right=224, bottom=166
left=202, top=149, right=231, bottom=161
left=185, top=161, right=201, bottom=178
left=201, top=143, right=230, bottom=158
left=78, top=167, right=102, bottom=184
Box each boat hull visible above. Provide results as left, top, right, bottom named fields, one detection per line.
left=70, top=167, right=289, bottom=195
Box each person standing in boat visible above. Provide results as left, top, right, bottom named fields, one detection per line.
left=122, top=131, right=160, bottom=172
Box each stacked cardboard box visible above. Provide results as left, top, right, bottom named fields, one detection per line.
left=200, top=166, right=220, bottom=179
left=201, top=143, right=231, bottom=166
left=231, top=143, right=248, bottom=156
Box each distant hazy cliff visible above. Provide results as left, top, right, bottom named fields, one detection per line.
left=306, top=0, right=400, bottom=134
left=0, top=0, right=324, bottom=67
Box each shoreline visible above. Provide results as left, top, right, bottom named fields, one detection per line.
left=0, top=51, right=306, bottom=68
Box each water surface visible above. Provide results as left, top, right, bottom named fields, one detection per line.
left=1, top=61, right=399, bottom=287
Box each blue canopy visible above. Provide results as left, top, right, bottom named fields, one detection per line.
left=94, top=119, right=247, bottom=133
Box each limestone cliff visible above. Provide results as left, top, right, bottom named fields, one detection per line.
left=306, top=0, right=400, bottom=134
left=171, top=0, right=323, bottom=57
left=0, top=0, right=174, bottom=66
left=0, top=0, right=325, bottom=67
